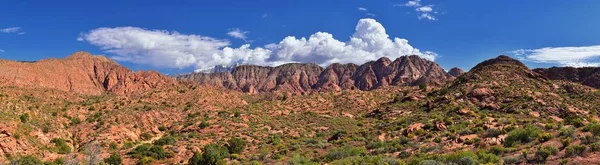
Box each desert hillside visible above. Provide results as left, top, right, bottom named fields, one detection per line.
left=1, top=53, right=600, bottom=165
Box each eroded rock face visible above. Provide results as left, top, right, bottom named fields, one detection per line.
left=313, top=63, right=358, bottom=91
left=534, top=67, right=600, bottom=89
left=179, top=55, right=454, bottom=93
left=0, top=52, right=177, bottom=95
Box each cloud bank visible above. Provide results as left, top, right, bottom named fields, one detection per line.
left=79, top=18, right=436, bottom=71
left=511, top=45, right=600, bottom=67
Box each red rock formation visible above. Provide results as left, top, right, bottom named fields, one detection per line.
left=0, top=52, right=177, bottom=95
left=313, top=63, right=358, bottom=91
left=179, top=55, right=454, bottom=93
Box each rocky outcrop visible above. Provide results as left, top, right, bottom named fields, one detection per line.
left=534, top=67, right=600, bottom=88
left=178, top=55, right=454, bottom=93
left=447, top=67, right=465, bottom=77
left=0, top=52, right=177, bottom=95
left=435, top=55, right=590, bottom=114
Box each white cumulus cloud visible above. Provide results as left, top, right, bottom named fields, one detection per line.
left=399, top=0, right=439, bottom=20
left=511, top=45, right=600, bottom=67
left=405, top=0, right=421, bottom=7
left=1, top=27, right=22, bottom=33
left=358, top=7, right=368, bottom=11
left=227, top=28, right=248, bottom=40
left=418, top=13, right=437, bottom=20
left=416, top=6, right=433, bottom=12
left=78, top=27, right=230, bottom=69
left=79, top=19, right=436, bottom=71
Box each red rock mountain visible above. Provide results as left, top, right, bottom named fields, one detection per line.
left=533, top=67, right=600, bottom=88
left=178, top=55, right=456, bottom=93
left=0, top=52, right=177, bottom=95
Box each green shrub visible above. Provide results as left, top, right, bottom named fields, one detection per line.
left=418, top=160, right=442, bottom=165
left=502, top=156, right=519, bottom=164
left=419, top=84, right=427, bottom=91
left=70, top=117, right=81, bottom=125
left=562, top=137, right=572, bottom=148
left=539, top=133, right=553, bottom=142
left=456, top=157, right=478, bottom=165
left=484, top=128, right=503, bottom=138
left=109, top=142, right=118, bottom=151
left=476, top=151, right=501, bottom=164
left=289, top=154, right=318, bottom=165
left=50, top=138, right=71, bottom=154
left=153, top=136, right=176, bottom=146
left=565, top=145, right=587, bottom=157
left=138, top=156, right=153, bottom=165
left=227, top=137, right=247, bottom=154
left=188, top=144, right=230, bottom=165
left=565, top=116, right=585, bottom=128
left=46, top=157, right=65, bottom=165
left=591, top=143, right=600, bottom=152
left=104, top=152, right=123, bottom=165
left=14, top=155, right=43, bottom=165
left=535, top=145, right=558, bottom=162
left=329, top=155, right=404, bottom=165
left=444, top=150, right=479, bottom=165
left=559, top=126, right=575, bottom=137
left=19, top=113, right=29, bottom=123
left=158, top=126, right=167, bottom=132
left=127, top=144, right=172, bottom=160
left=584, top=122, right=600, bottom=136
left=140, top=133, right=152, bottom=140
left=504, top=125, right=541, bottom=147
left=325, top=146, right=367, bottom=161
left=199, top=120, right=210, bottom=129
left=188, top=151, right=202, bottom=165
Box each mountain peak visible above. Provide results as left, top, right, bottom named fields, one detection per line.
left=471, top=55, right=527, bottom=70
left=448, top=67, right=465, bottom=77
left=65, top=51, right=94, bottom=59
left=65, top=51, right=112, bottom=62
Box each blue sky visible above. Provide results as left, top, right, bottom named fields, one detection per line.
left=1, top=0, right=600, bottom=74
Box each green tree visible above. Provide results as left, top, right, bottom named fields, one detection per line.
left=227, top=137, right=247, bottom=154
left=188, top=151, right=203, bottom=165
left=199, top=144, right=229, bottom=165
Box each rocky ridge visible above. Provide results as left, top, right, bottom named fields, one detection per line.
left=0, top=52, right=177, bottom=95
left=178, top=55, right=458, bottom=94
